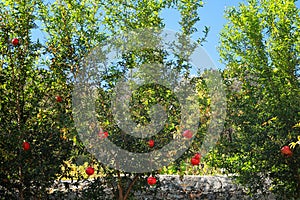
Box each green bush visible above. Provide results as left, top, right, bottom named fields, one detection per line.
left=1, top=0, right=215, bottom=199
left=0, top=1, right=74, bottom=199
left=208, top=0, right=300, bottom=199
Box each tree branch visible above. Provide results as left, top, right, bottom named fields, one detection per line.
left=117, top=170, right=123, bottom=200
left=124, top=174, right=139, bottom=200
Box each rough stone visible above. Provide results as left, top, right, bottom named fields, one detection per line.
left=50, top=175, right=274, bottom=199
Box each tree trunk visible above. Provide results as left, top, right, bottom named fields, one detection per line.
left=117, top=171, right=124, bottom=200
left=123, top=175, right=139, bottom=200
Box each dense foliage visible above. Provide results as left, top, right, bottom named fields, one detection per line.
left=208, top=0, right=300, bottom=199
left=0, top=1, right=74, bottom=199
left=0, top=0, right=212, bottom=199
left=2, top=0, right=298, bottom=199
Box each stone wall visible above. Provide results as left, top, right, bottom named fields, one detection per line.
left=133, top=175, right=275, bottom=200
left=51, top=175, right=275, bottom=199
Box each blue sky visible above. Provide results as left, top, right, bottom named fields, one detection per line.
left=161, top=0, right=244, bottom=69
left=162, top=0, right=300, bottom=69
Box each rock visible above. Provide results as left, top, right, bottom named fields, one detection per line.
left=48, top=175, right=274, bottom=199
